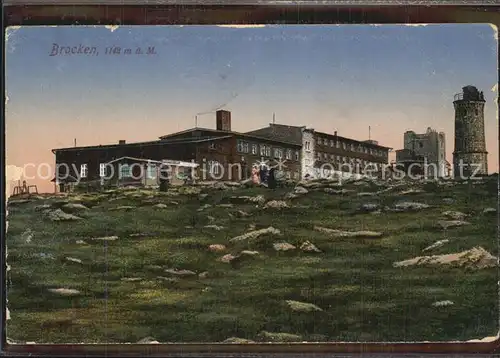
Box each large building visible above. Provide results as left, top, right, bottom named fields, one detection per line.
left=52, top=110, right=302, bottom=191
left=452, top=85, right=488, bottom=178
left=245, top=123, right=392, bottom=179
left=395, top=127, right=449, bottom=178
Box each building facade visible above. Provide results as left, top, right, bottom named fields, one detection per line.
left=453, top=85, right=488, bottom=178
left=246, top=123, right=392, bottom=180
left=52, top=110, right=302, bottom=191
left=396, top=127, right=448, bottom=178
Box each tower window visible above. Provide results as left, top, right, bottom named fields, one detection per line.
left=475, top=108, right=479, bottom=116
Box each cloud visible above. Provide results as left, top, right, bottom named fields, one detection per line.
left=216, top=25, right=266, bottom=28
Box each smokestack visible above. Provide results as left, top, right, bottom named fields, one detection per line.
left=216, top=110, right=231, bottom=131
left=74, top=138, right=77, bottom=147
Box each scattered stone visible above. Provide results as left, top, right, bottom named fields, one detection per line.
left=217, top=204, right=233, bottom=208
left=314, top=226, right=383, bottom=238
left=273, top=242, right=296, bottom=251
left=483, top=207, right=497, bottom=215
left=249, top=195, right=266, bottom=205
left=35, top=204, right=52, bottom=211
left=197, top=204, right=212, bottom=212
left=208, top=244, right=226, bottom=252
left=48, top=288, right=81, bottom=296
left=156, top=276, right=180, bottom=283
left=437, top=220, right=470, bottom=230
left=199, top=194, right=208, bottom=200
left=204, top=225, right=224, bottom=231
left=393, top=246, right=498, bottom=269
left=358, top=203, right=380, bottom=213
left=432, top=300, right=454, bottom=307
left=90, top=236, right=119, bottom=241
left=393, top=201, right=430, bottom=211
left=284, top=193, right=299, bottom=200
left=240, top=250, right=259, bottom=256
left=442, top=198, right=455, bottom=204
left=153, top=203, right=168, bottom=209
left=222, top=337, right=255, bottom=344
left=235, top=210, right=251, bottom=218
left=21, top=228, right=34, bottom=243
left=422, top=239, right=450, bottom=252
left=109, top=206, right=135, bottom=211
left=48, top=209, right=82, bottom=221
left=75, top=240, right=87, bottom=245
left=198, top=271, right=209, bottom=279
left=286, top=300, right=323, bottom=312
left=399, top=189, right=425, bottom=195
left=219, top=254, right=238, bottom=263
left=442, top=211, right=468, bottom=220
left=65, top=257, right=82, bottom=264
left=137, top=337, right=160, bottom=344
left=121, top=277, right=143, bottom=282
left=324, top=188, right=352, bottom=195
left=207, top=215, right=215, bottom=221
left=256, top=331, right=303, bottom=343
left=357, top=192, right=377, bottom=197
left=8, top=199, right=31, bottom=206
left=294, top=186, right=309, bottom=195
left=300, top=241, right=322, bottom=253
left=264, top=200, right=290, bottom=209
left=164, top=268, right=197, bottom=277
left=62, top=203, right=89, bottom=212
left=230, top=226, right=281, bottom=243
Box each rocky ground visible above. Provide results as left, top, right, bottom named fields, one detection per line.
left=5, top=176, right=499, bottom=343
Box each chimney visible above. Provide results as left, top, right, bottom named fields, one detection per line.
left=118, top=140, right=126, bottom=145
left=334, top=131, right=338, bottom=136
left=216, top=110, right=231, bottom=131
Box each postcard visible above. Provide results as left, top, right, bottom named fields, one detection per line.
left=4, top=24, right=499, bottom=344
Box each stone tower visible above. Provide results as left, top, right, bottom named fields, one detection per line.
left=452, top=85, right=488, bottom=178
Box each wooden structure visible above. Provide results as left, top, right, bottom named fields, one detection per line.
left=11, top=180, right=38, bottom=196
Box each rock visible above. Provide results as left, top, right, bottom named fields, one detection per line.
left=393, top=201, right=430, bottom=211
left=273, top=242, right=296, bottom=251
left=358, top=203, right=380, bottom=213
left=314, top=226, right=383, bottom=238
left=222, top=337, right=255, bottom=344
left=21, top=228, right=34, bottom=243
left=90, top=236, right=118, bottom=241
left=393, top=246, right=498, bottom=269
left=432, top=300, right=454, bottom=307
left=48, top=288, right=81, bottom=296
left=249, top=195, right=266, bottom=205
left=224, top=181, right=242, bottom=187
left=65, top=257, right=82, bottom=264
left=219, top=254, right=238, bottom=263
left=264, top=200, right=290, bottom=209
left=47, top=209, right=82, bottom=221
left=35, top=204, right=52, bottom=211
left=204, top=225, right=224, bottom=231
left=217, top=204, right=233, bottom=208
left=437, top=220, right=470, bottom=230
left=284, top=193, right=299, bottom=200
left=198, top=271, right=209, bottom=279
left=199, top=194, right=208, bottom=200
left=75, top=240, right=87, bottom=245
left=240, top=250, right=259, bottom=256
left=230, top=227, right=281, bottom=243
left=121, top=277, right=143, bottom=282
left=137, top=337, right=160, bottom=344
left=256, top=331, right=303, bottom=343
left=235, top=210, right=251, bottom=218
left=109, top=206, right=135, bottom=211
left=153, top=203, right=168, bottom=209
left=208, top=244, right=226, bottom=252
left=286, top=300, right=323, bottom=312
left=442, top=197, right=455, bottom=204
left=62, top=203, right=89, bottom=212
left=399, top=189, right=425, bottom=195
left=164, top=268, right=197, bottom=277
left=197, top=204, right=212, bottom=212
left=357, top=192, right=377, bottom=197
left=156, top=276, right=180, bottom=283
left=422, top=239, right=450, bottom=252
left=483, top=207, right=497, bottom=215
left=8, top=199, right=31, bottom=206
left=442, top=211, right=468, bottom=220
left=294, top=186, right=309, bottom=195
left=178, top=186, right=202, bottom=195
left=300, top=241, right=322, bottom=253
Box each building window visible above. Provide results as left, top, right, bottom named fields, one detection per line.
left=260, top=145, right=266, bottom=156
left=80, top=164, right=88, bottom=178
left=305, top=159, right=311, bottom=166
left=419, top=142, right=424, bottom=148
left=323, top=153, right=328, bottom=159
left=342, top=142, right=346, bottom=150
left=265, top=146, right=271, bottom=156
left=350, top=144, right=355, bottom=151
left=208, top=160, right=221, bottom=175
left=99, top=163, right=106, bottom=177
left=237, top=140, right=244, bottom=152
left=243, top=142, right=249, bottom=153
left=336, top=141, right=340, bottom=148
left=209, top=142, right=216, bottom=150
left=305, top=141, right=311, bottom=151
left=330, top=140, right=334, bottom=147
left=251, top=144, right=258, bottom=155
left=274, top=148, right=283, bottom=159
left=120, top=164, right=132, bottom=178
left=146, top=164, right=157, bottom=179
left=295, top=151, right=300, bottom=160
left=286, top=149, right=292, bottom=160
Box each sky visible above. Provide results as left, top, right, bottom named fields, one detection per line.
left=5, top=24, right=498, bottom=193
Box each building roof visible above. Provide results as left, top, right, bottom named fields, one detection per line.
left=159, top=127, right=301, bottom=147
left=246, top=124, right=393, bottom=150
left=106, top=156, right=200, bottom=168
left=51, top=135, right=233, bottom=153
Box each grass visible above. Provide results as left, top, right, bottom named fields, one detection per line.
left=5, top=178, right=499, bottom=343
